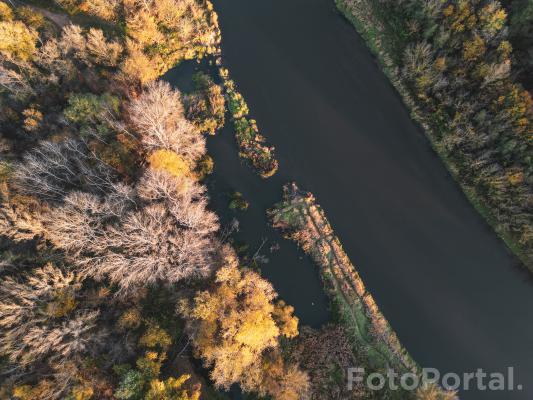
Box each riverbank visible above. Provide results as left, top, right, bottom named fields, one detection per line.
left=335, top=0, right=532, bottom=270
left=269, top=183, right=456, bottom=399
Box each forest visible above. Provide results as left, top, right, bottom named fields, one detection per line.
left=0, top=1, right=307, bottom=399
left=337, top=0, right=533, bottom=267
left=2, top=0, right=528, bottom=398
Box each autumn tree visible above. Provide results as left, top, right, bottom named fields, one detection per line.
left=180, top=250, right=309, bottom=399
left=128, top=81, right=206, bottom=162
left=0, top=19, right=37, bottom=61
left=0, top=263, right=106, bottom=372
left=185, top=72, right=225, bottom=134
left=13, top=139, right=116, bottom=202
left=59, top=24, right=123, bottom=68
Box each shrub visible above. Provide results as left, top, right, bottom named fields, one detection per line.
left=138, top=324, right=172, bottom=350
left=229, top=191, right=248, bottom=211
left=15, top=7, right=46, bottom=30
left=186, top=72, right=225, bottom=134
left=227, top=87, right=249, bottom=119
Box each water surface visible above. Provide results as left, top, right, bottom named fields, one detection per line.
left=169, top=1, right=533, bottom=398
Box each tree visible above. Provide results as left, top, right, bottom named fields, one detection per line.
left=0, top=20, right=37, bottom=61
left=128, top=81, right=206, bottom=162
left=145, top=375, right=200, bottom=400
left=64, top=92, right=119, bottom=124
left=147, top=149, right=191, bottom=178
left=45, top=189, right=131, bottom=254
left=185, top=72, right=225, bottom=134
left=59, top=24, right=89, bottom=64
left=46, top=170, right=218, bottom=294
left=86, top=28, right=123, bottom=67
left=58, top=24, right=123, bottom=68
left=15, top=6, right=46, bottom=31
left=14, top=139, right=116, bottom=202
left=0, top=2, right=14, bottom=21
left=63, top=92, right=120, bottom=139
left=0, top=263, right=103, bottom=368
left=79, top=0, right=119, bottom=21
left=462, top=34, right=486, bottom=62
left=120, top=39, right=161, bottom=84
left=290, top=325, right=364, bottom=399
left=35, top=37, right=76, bottom=81
left=479, top=1, right=506, bottom=38
left=179, top=252, right=305, bottom=399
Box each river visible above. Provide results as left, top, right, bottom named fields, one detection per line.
left=167, top=0, right=533, bottom=398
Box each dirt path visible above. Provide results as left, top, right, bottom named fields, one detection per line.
left=11, top=0, right=70, bottom=28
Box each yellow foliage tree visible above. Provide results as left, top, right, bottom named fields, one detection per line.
left=121, top=40, right=160, bottom=84
left=0, top=2, right=13, bottom=21
left=273, top=300, right=299, bottom=339
left=462, top=34, right=486, bottom=62
left=145, top=375, right=200, bottom=400
left=0, top=20, right=37, bottom=61
left=180, top=252, right=301, bottom=394
left=139, top=323, right=173, bottom=350
left=148, top=149, right=191, bottom=178
left=126, top=8, right=164, bottom=48
left=479, top=2, right=506, bottom=36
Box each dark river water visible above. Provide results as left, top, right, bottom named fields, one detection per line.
left=167, top=0, right=533, bottom=398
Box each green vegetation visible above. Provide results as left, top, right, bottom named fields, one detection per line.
left=219, top=67, right=279, bottom=178
left=506, top=0, right=533, bottom=90
left=336, top=0, right=533, bottom=269
left=229, top=191, right=249, bottom=211
left=185, top=72, right=225, bottom=135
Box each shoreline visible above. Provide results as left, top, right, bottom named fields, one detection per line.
left=334, top=0, right=532, bottom=271
left=269, top=183, right=436, bottom=397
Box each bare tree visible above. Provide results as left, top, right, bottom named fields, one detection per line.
left=35, top=38, right=75, bottom=82
left=128, top=81, right=206, bottom=161
left=0, top=63, right=34, bottom=99
left=58, top=25, right=88, bottom=64
left=92, top=172, right=217, bottom=292
left=0, top=264, right=104, bottom=368
left=14, top=139, right=116, bottom=202
left=45, top=170, right=219, bottom=294
left=86, top=28, right=123, bottom=67
left=90, top=201, right=216, bottom=291
left=45, top=191, right=118, bottom=255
